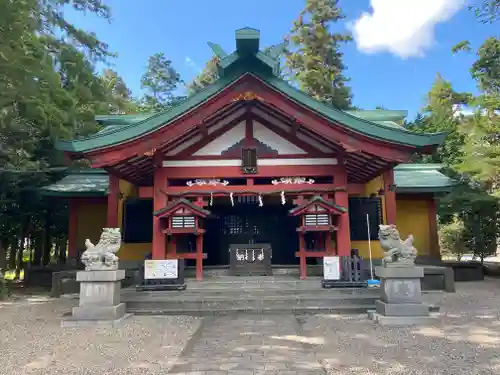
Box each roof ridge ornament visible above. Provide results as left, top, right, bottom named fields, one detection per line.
left=231, top=91, right=264, bottom=102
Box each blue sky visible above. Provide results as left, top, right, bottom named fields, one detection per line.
left=67, top=0, right=496, bottom=119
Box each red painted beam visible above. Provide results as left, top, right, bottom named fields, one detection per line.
left=164, top=183, right=338, bottom=194
left=163, top=165, right=342, bottom=179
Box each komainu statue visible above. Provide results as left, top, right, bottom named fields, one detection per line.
left=81, top=228, right=121, bottom=270
left=378, top=224, right=417, bottom=265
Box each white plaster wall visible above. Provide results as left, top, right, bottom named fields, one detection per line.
left=253, top=121, right=307, bottom=154
left=193, top=121, right=246, bottom=155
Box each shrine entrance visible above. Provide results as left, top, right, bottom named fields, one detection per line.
left=203, top=197, right=300, bottom=266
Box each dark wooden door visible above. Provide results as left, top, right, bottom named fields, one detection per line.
left=203, top=203, right=299, bottom=266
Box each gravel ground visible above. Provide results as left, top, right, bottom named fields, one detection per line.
left=1, top=279, right=500, bottom=375
left=0, top=295, right=200, bottom=375
left=299, top=279, right=500, bottom=375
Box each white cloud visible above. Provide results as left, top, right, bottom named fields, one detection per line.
left=350, top=0, right=466, bottom=58
left=185, top=56, right=201, bottom=73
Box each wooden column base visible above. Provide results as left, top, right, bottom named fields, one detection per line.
left=196, top=234, right=204, bottom=281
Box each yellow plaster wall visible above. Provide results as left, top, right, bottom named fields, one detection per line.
left=75, top=201, right=107, bottom=251
left=348, top=173, right=432, bottom=259
left=351, top=197, right=432, bottom=259
left=116, top=179, right=152, bottom=261
left=395, top=198, right=431, bottom=256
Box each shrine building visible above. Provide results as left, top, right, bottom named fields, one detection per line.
left=44, top=28, right=455, bottom=280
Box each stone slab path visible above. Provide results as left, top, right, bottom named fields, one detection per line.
left=169, top=315, right=326, bottom=375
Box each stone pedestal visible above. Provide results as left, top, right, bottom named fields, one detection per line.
left=61, top=270, right=132, bottom=327
left=368, top=265, right=434, bottom=326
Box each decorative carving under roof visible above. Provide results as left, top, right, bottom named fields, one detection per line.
left=272, top=177, right=315, bottom=185
left=186, top=179, right=229, bottom=187
left=231, top=91, right=264, bottom=102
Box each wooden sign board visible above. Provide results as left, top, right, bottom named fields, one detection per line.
left=144, top=259, right=178, bottom=280
left=323, top=256, right=340, bottom=280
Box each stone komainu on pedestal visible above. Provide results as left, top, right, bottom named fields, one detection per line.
left=62, top=228, right=129, bottom=327
left=81, top=228, right=121, bottom=270
left=368, top=225, right=436, bottom=326
left=378, top=224, right=417, bottom=266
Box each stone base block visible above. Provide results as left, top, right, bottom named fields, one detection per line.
left=368, top=310, right=437, bottom=326
left=72, top=303, right=126, bottom=320
left=375, top=265, right=424, bottom=279
left=77, top=269, right=125, bottom=282
left=321, top=280, right=368, bottom=288
left=375, top=300, right=429, bottom=317
left=136, top=283, right=187, bottom=291
left=61, top=313, right=133, bottom=328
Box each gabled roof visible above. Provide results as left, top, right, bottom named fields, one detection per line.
left=153, top=198, right=211, bottom=218
left=57, top=28, right=447, bottom=154
left=289, top=195, right=347, bottom=216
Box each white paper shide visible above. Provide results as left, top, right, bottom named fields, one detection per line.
left=323, top=256, right=340, bottom=280
left=144, top=260, right=179, bottom=279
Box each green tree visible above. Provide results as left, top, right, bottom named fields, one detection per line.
left=98, top=69, right=138, bottom=114
left=406, top=74, right=470, bottom=166
left=0, top=0, right=114, bottom=280
left=284, top=0, right=353, bottom=109
left=186, top=56, right=220, bottom=96
left=470, top=0, right=500, bottom=23
left=140, top=53, right=184, bottom=111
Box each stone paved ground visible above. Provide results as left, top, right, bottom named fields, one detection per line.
left=1, top=279, right=500, bottom=375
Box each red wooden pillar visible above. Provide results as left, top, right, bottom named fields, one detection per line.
left=383, top=169, right=397, bottom=225
left=107, top=174, right=119, bottom=228
left=68, top=199, right=79, bottom=260
left=152, top=168, right=167, bottom=260
left=196, top=234, right=204, bottom=281
left=298, top=232, right=307, bottom=280
left=335, top=164, right=351, bottom=257
left=428, top=197, right=440, bottom=260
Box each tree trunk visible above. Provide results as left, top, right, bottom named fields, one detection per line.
left=9, top=238, right=17, bottom=269
left=33, top=231, right=43, bottom=266
left=57, top=238, right=66, bottom=265
left=42, top=214, right=52, bottom=265
left=0, top=239, right=7, bottom=272
left=10, top=238, right=19, bottom=271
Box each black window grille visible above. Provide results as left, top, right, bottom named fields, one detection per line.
left=171, top=215, right=196, bottom=228
left=348, top=197, right=382, bottom=241
left=304, top=213, right=330, bottom=226
left=241, top=148, right=257, bottom=174
left=122, top=199, right=153, bottom=243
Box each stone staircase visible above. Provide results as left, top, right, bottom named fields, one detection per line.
left=121, top=276, right=380, bottom=316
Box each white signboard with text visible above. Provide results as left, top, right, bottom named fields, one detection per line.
left=323, top=256, right=340, bottom=280
left=144, top=259, right=178, bottom=280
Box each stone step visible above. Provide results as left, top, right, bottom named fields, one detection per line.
left=122, top=288, right=379, bottom=299
left=126, top=290, right=379, bottom=299
left=124, top=294, right=378, bottom=312
left=127, top=304, right=376, bottom=316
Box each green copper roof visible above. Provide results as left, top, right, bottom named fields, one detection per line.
left=57, top=28, right=447, bottom=154
left=40, top=169, right=108, bottom=197
left=394, top=164, right=456, bottom=193
left=40, top=164, right=455, bottom=197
